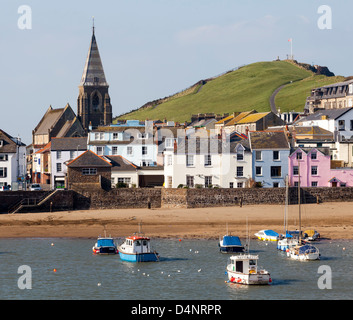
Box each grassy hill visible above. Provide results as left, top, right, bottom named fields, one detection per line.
left=115, top=60, right=345, bottom=123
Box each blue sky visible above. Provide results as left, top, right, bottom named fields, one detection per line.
left=0, top=0, right=350, bottom=144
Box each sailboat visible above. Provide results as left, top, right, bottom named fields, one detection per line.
left=226, top=218, right=272, bottom=285
left=286, top=162, right=320, bottom=261
left=277, top=176, right=299, bottom=251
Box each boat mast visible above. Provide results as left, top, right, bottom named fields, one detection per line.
left=298, top=158, right=301, bottom=242
left=285, top=175, right=289, bottom=235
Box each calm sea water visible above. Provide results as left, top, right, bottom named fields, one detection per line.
left=0, top=237, right=352, bottom=300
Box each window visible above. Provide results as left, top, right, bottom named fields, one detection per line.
left=56, top=163, right=62, bottom=172
left=113, top=133, right=118, bottom=140
left=167, top=155, right=172, bottom=166
left=341, top=182, right=347, bottom=187
left=118, top=177, right=131, bottom=184
left=237, top=182, right=243, bottom=188
left=255, top=151, right=262, bottom=161
left=311, top=166, right=318, bottom=175
left=69, top=151, right=75, bottom=160
left=82, top=168, right=97, bottom=175
left=273, top=182, right=279, bottom=188
left=112, top=146, right=118, bottom=155
left=186, top=176, right=194, bottom=187
left=236, top=166, right=243, bottom=177
left=204, top=154, right=212, bottom=166
left=311, top=152, right=317, bottom=160
left=92, top=92, right=99, bottom=112
left=229, top=182, right=234, bottom=188
left=296, top=152, right=302, bottom=160
left=94, top=132, right=104, bottom=140
left=271, top=166, right=281, bottom=177
left=165, top=138, right=173, bottom=148
left=273, top=151, right=280, bottom=161
left=142, top=146, right=148, bottom=155
left=236, top=149, right=244, bottom=161
left=96, top=147, right=103, bottom=155
left=294, top=181, right=299, bottom=187
left=0, top=167, right=7, bottom=177
left=57, top=151, right=62, bottom=159
left=350, top=120, right=353, bottom=131
left=293, top=166, right=299, bottom=175
left=255, top=166, right=262, bottom=176
left=186, top=155, right=194, bottom=167
left=205, top=176, right=212, bottom=187
left=338, top=120, right=345, bottom=131
left=311, top=181, right=318, bottom=187
left=127, top=146, right=133, bottom=155
left=167, top=176, right=172, bottom=188
left=0, top=154, right=8, bottom=161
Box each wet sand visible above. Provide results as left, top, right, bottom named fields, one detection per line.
left=0, top=202, right=352, bottom=240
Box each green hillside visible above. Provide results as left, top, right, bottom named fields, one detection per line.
left=275, top=74, right=346, bottom=112
left=115, top=60, right=344, bottom=122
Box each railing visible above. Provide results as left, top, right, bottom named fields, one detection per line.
left=8, top=189, right=59, bottom=214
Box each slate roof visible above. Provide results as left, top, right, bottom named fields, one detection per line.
left=298, top=107, right=353, bottom=122
left=79, top=31, right=108, bottom=87
left=249, top=131, right=290, bottom=150
left=104, top=155, right=137, bottom=171
left=0, top=129, right=26, bottom=153
left=35, top=107, right=64, bottom=135
left=289, top=147, right=330, bottom=156
left=174, top=137, right=250, bottom=154
left=51, top=137, right=88, bottom=151
left=67, top=150, right=111, bottom=167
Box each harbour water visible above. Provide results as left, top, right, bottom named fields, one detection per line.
left=0, top=238, right=352, bottom=300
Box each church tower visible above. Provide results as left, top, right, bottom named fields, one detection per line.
left=77, top=24, right=112, bottom=130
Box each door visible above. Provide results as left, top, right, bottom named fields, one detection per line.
left=236, top=261, right=243, bottom=273
left=332, top=182, right=337, bottom=187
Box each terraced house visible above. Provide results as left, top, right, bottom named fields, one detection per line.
left=249, top=131, right=290, bottom=188
left=163, top=135, right=252, bottom=188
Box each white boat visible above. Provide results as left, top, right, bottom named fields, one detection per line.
left=219, top=224, right=245, bottom=253
left=303, top=229, right=320, bottom=241
left=226, top=254, right=272, bottom=285
left=277, top=176, right=299, bottom=251
left=287, top=163, right=320, bottom=261
left=254, top=229, right=279, bottom=241
left=286, top=244, right=320, bottom=261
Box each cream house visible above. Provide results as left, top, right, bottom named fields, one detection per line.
left=164, top=136, right=252, bottom=188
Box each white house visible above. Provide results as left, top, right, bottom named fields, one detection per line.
left=296, top=107, right=353, bottom=140
left=164, top=136, right=252, bottom=188
left=51, top=137, right=87, bottom=189
left=0, top=129, right=26, bottom=189
left=87, top=120, right=158, bottom=167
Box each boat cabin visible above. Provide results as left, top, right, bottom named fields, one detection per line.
left=229, top=255, right=259, bottom=274
left=124, top=236, right=151, bottom=254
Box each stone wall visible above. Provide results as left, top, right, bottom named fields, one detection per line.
left=2, top=187, right=353, bottom=214
left=74, top=188, right=162, bottom=210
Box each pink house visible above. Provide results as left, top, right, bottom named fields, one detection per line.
left=288, top=147, right=353, bottom=187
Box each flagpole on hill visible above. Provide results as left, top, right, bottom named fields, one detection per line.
left=288, top=38, right=293, bottom=60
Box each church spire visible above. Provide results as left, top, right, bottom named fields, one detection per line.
left=79, top=21, right=108, bottom=87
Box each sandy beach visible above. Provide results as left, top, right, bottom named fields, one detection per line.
left=0, top=202, right=352, bottom=240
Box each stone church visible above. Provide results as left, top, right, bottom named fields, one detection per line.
left=77, top=26, right=113, bottom=130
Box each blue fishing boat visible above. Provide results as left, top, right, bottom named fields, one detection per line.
left=92, top=237, right=118, bottom=255
left=219, top=235, right=245, bottom=253
left=118, top=235, right=159, bottom=262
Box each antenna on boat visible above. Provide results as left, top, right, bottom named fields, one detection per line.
left=298, top=159, right=302, bottom=243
